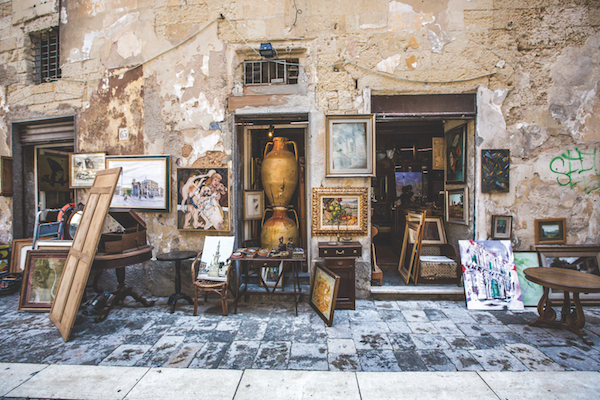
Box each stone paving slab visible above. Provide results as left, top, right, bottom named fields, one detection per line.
left=0, top=363, right=47, bottom=397
left=1, top=293, right=600, bottom=373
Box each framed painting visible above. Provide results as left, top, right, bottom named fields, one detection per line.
left=326, top=114, right=375, bottom=177
left=491, top=215, right=512, bottom=240
left=244, top=190, right=264, bottom=221
left=513, top=251, right=543, bottom=307
left=481, top=149, right=510, bottom=193
left=445, top=125, right=466, bottom=184
left=19, top=250, right=69, bottom=312
left=177, top=167, right=230, bottom=232
left=406, top=215, right=446, bottom=245
left=311, top=188, right=369, bottom=236
left=38, top=152, right=69, bottom=192
left=445, top=188, right=468, bottom=225
left=1, top=156, right=13, bottom=196
left=196, top=236, right=235, bottom=281
left=106, top=155, right=170, bottom=211
left=459, top=240, right=524, bottom=310
left=309, top=263, right=340, bottom=327
left=261, top=261, right=283, bottom=288
left=395, top=172, right=422, bottom=199
left=534, top=218, right=566, bottom=244
left=432, top=137, right=445, bottom=170
left=69, top=152, right=106, bottom=188
left=9, top=238, right=33, bottom=273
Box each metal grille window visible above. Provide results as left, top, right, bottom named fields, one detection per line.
left=33, top=28, right=61, bottom=84
left=244, top=59, right=299, bottom=85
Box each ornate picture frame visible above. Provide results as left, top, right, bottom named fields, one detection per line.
left=491, top=215, right=512, bottom=240
left=177, top=167, right=230, bottom=232
left=311, top=187, right=369, bottom=236
left=309, top=263, right=340, bottom=327
left=445, top=188, right=468, bottom=225
left=69, top=152, right=106, bottom=188
left=326, top=114, right=376, bottom=177
left=106, top=155, right=170, bottom=211
left=19, top=250, right=69, bottom=312
left=244, top=190, right=264, bottom=221
left=534, top=218, right=566, bottom=244
left=445, top=125, right=466, bottom=184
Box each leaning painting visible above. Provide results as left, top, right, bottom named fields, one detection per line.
left=177, top=168, right=230, bottom=231
left=19, top=250, right=68, bottom=312
left=309, top=264, right=340, bottom=327
left=459, top=240, right=524, bottom=310
left=196, top=236, right=235, bottom=282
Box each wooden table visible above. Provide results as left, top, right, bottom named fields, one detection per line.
left=233, top=256, right=304, bottom=316
left=157, top=250, right=197, bottom=313
left=524, top=267, right=600, bottom=345
left=91, top=245, right=155, bottom=322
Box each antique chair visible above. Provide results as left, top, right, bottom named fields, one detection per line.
left=190, top=236, right=235, bottom=316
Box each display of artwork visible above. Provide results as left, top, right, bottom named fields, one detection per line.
left=445, top=125, right=466, bottom=184
left=19, top=250, right=68, bottom=312
left=513, top=251, right=543, bottom=306
left=177, top=167, right=229, bottom=231
left=196, top=236, right=235, bottom=282
left=459, top=240, right=524, bottom=310
left=326, top=115, right=375, bottom=177
left=481, top=149, right=510, bottom=193
left=69, top=152, right=106, bottom=188
left=311, top=188, right=368, bottom=236
left=38, top=153, right=69, bottom=192
left=445, top=188, right=468, bottom=225
left=106, top=155, right=170, bottom=211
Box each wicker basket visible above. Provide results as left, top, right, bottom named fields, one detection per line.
left=419, top=256, right=457, bottom=280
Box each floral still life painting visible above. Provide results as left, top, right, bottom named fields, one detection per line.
left=459, top=240, right=524, bottom=311
left=312, top=188, right=368, bottom=236
left=177, top=168, right=230, bottom=231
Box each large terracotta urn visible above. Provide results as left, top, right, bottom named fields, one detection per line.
left=261, top=137, right=298, bottom=207
left=260, top=207, right=300, bottom=250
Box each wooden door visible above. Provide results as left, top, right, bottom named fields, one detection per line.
left=49, top=167, right=121, bottom=341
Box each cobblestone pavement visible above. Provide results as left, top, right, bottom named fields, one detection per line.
left=1, top=292, right=600, bottom=372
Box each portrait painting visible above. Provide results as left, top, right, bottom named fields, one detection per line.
left=177, top=167, right=230, bottom=232
left=445, top=125, right=466, bottom=184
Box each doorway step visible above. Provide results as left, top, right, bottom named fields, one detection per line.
left=370, top=284, right=465, bottom=301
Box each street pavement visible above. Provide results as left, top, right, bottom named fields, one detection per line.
left=1, top=291, right=600, bottom=399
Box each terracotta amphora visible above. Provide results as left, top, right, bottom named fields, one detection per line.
left=260, top=207, right=300, bottom=251
left=261, top=137, right=298, bottom=207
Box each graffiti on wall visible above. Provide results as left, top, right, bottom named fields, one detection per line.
left=550, top=148, right=600, bottom=193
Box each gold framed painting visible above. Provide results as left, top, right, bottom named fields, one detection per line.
left=534, top=218, right=566, bottom=244
left=326, top=114, right=376, bottom=177
left=309, top=263, right=340, bottom=327
left=311, top=188, right=369, bottom=236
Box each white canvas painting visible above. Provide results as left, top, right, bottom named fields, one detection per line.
left=197, top=236, right=235, bottom=282
left=459, top=240, right=524, bottom=311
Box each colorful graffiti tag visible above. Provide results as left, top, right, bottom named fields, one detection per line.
left=549, top=148, right=600, bottom=193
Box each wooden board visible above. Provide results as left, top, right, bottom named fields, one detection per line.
left=49, top=167, right=122, bottom=341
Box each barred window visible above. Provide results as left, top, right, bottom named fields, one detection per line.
left=33, top=28, right=61, bottom=84
left=244, top=59, right=299, bottom=85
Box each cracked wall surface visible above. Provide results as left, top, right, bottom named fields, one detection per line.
left=0, top=0, right=598, bottom=294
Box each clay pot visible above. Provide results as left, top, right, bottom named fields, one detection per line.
left=261, top=137, right=298, bottom=207
left=260, top=207, right=300, bottom=251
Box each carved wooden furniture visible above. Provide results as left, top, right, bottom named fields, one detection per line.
left=524, top=267, right=600, bottom=345
left=190, top=251, right=231, bottom=316
left=157, top=250, right=196, bottom=313
left=318, top=241, right=361, bottom=309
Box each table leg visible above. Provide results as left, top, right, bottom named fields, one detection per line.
left=168, top=260, right=194, bottom=313
left=563, top=292, right=593, bottom=345
left=292, top=261, right=299, bottom=316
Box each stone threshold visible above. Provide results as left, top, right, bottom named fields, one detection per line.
left=370, top=284, right=465, bottom=301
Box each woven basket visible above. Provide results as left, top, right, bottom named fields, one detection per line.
left=419, top=256, right=457, bottom=280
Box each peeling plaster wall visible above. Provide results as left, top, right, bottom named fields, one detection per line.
left=0, top=1, right=599, bottom=296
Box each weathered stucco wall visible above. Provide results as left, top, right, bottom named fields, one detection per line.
left=0, top=1, right=599, bottom=295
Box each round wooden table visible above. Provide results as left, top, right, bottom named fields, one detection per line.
left=157, top=250, right=197, bottom=313
left=524, top=267, right=600, bottom=345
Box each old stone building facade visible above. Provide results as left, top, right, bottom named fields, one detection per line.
left=0, top=0, right=598, bottom=297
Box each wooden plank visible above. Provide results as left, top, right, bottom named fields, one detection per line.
left=49, top=167, right=121, bottom=341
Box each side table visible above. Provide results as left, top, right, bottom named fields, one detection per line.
left=157, top=250, right=197, bottom=313
left=318, top=241, right=362, bottom=310
left=524, top=267, right=600, bottom=345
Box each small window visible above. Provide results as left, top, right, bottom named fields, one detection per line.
left=32, top=28, right=61, bottom=84
left=244, top=59, right=299, bottom=85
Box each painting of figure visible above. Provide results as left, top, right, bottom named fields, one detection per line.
left=177, top=167, right=229, bottom=232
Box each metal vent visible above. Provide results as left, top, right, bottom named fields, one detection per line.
left=244, top=59, right=299, bottom=85
left=33, top=28, right=61, bottom=84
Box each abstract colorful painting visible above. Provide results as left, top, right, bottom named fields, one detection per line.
left=459, top=240, right=524, bottom=310
left=481, top=149, right=510, bottom=193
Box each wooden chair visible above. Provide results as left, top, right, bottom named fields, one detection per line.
left=190, top=252, right=231, bottom=316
